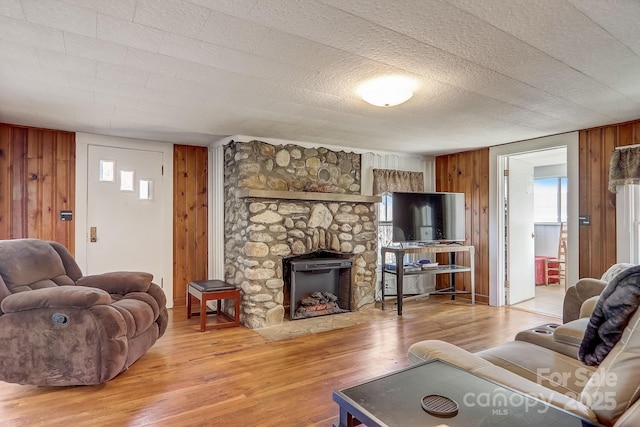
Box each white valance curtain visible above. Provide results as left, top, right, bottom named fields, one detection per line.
left=609, top=145, right=640, bottom=192
left=609, top=145, right=640, bottom=264
left=372, top=168, right=424, bottom=195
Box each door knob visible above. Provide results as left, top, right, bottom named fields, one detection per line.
left=531, top=233, right=536, bottom=238
left=90, top=227, right=97, bottom=242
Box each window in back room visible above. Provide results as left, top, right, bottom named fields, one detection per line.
left=533, top=177, right=567, bottom=223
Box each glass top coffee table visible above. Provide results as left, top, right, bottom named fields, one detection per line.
left=333, top=359, right=601, bottom=427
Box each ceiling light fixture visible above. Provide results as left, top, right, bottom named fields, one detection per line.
left=358, top=76, right=416, bottom=107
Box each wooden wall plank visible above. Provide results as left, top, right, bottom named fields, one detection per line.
left=0, top=125, right=12, bottom=238
left=602, top=127, right=618, bottom=274
left=182, top=146, right=197, bottom=302
left=476, top=149, right=490, bottom=300
left=26, top=128, right=42, bottom=239
left=435, top=149, right=490, bottom=303
left=589, top=129, right=604, bottom=274
left=578, top=130, right=591, bottom=277
left=173, top=144, right=208, bottom=307
left=461, top=152, right=473, bottom=293
left=0, top=123, right=74, bottom=251
left=174, top=146, right=188, bottom=305
left=41, top=130, right=56, bottom=241
left=54, top=132, right=75, bottom=254
left=195, top=146, right=208, bottom=277
left=10, top=127, right=27, bottom=238
left=578, top=118, right=640, bottom=278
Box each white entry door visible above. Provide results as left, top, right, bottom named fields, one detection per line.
left=506, top=157, right=536, bottom=305
left=86, top=145, right=165, bottom=288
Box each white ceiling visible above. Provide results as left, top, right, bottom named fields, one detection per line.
left=1, top=0, right=640, bottom=155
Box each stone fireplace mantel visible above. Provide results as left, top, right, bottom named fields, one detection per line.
left=236, top=188, right=381, bottom=204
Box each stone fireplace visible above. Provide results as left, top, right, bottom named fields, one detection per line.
left=284, top=250, right=353, bottom=320
left=223, top=140, right=380, bottom=329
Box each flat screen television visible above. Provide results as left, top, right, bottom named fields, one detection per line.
left=391, top=192, right=466, bottom=243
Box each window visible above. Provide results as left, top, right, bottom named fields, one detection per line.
left=139, top=179, right=153, bottom=200
left=120, top=170, right=135, bottom=192
left=533, top=177, right=567, bottom=223
left=616, top=184, right=640, bottom=264
left=99, top=160, right=115, bottom=182
left=376, top=192, right=435, bottom=297
left=378, top=193, right=394, bottom=264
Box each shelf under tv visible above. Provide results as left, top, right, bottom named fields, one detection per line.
left=383, top=264, right=471, bottom=275
left=380, top=245, right=475, bottom=315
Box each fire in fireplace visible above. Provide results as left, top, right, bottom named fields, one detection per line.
left=285, top=256, right=353, bottom=320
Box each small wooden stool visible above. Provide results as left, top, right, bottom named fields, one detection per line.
left=187, top=280, right=241, bottom=332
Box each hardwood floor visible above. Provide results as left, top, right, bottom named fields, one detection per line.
left=0, top=297, right=559, bottom=426
left=511, top=284, right=565, bottom=317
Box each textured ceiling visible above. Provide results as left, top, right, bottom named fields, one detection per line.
left=1, top=0, right=639, bottom=155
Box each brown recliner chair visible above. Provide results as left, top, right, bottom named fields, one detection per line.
left=0, top=238, right=168, bottom=386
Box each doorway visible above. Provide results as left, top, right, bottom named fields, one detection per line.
left=502, top=147, right=568, bottom=317
left=86, top=144, right=164, bottom=280
left=75, top=133, right=174, bottom=308
left=489, top=133, right=578, bottom=309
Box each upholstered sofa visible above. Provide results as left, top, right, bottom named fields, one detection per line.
left=0, top=238, right=168, bottom=386
left=408, top=264, right=640, bottom=426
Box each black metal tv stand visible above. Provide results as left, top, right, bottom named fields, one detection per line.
left=381, top=245, right=475, bottom=315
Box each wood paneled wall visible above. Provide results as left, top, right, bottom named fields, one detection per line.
left=435, top=149, right=490, bottom=303
left=1, top=125, right=208, bottom=307
left=578, top=120, right=640, bottom=279
left=0, top=124, right=75, bottom=252
left=433, top=118, right=640, bottom=293
left=173, top=145, right=208, bottom=306
left=4, top=118, right=637, bottom=306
